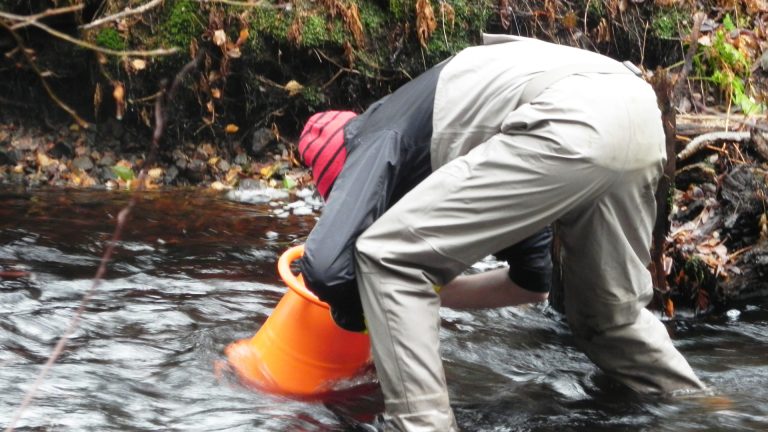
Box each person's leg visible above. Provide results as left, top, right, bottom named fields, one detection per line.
left=559, top=167, right=705, bottom=393
left=354, top=73, right=704, bottom=430
left=554, top=74, right=705, bottom=393
left=355, top=129, right=620, bottom=430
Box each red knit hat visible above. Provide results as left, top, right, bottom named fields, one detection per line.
left=298, top=110, right=357, bottom=200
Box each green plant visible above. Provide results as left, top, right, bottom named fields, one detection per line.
left=703, top=15, right=764, bottom=114
left=651, top=7, right=690, bottom=40
left=162, top=0, right=205, bottom=48
left=95, top=28, right=126, bottom=51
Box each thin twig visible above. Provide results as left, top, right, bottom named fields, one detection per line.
left=25, top=20, right=178, bottom=57
left=0, top=4, right=83, bottom=29
left=672, top=12, right=706, bottom=104
left=4, top=49, right=205, bottom=432
left=80, top=0, right=164, bottom=30
left=195, top=0, right=288, bottom=8
left=1, top=21, right=89, bottom=128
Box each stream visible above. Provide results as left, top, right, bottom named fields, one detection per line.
left=1, top=187, right=767, bottom=431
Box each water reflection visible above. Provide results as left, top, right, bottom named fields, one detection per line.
left=0, top=187, right=766, bottom=431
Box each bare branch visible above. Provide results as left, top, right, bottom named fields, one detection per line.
left=195, top=0, right=288, bottom=8
left=80, top=0, right=164, bottom=30
left=0, top=4, right=83, bottom=30
left=1, top=21, right=90, bottom=128
left=677, top=131, right=752, bottom=161
left=672, top=12, right=706, bottom=104
left=26, top=20, right=178, bottom=57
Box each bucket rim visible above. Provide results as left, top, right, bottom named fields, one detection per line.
left=278, top=244, right=329, bottom=309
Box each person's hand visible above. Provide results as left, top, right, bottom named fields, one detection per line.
left=321, top=288, right=367, bottom=333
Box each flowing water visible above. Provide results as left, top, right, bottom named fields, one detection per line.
left=1, top=187, right=767, bottom=431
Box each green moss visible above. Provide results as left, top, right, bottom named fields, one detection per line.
left=250, top=6, right=291, bottom=44
left=423, top=0, right=490, bottom=58
left=162, top=0, right=205, bottom=48
left=389, top=0, right=412, bottom=21
left=95, top=28, right=126, bottom=51
left=301, top=14, right=345, bottom=47
left=359, top=2, right=387, bottom=33
left=651, top=6, right=690, bottom=40
left=301, top=85, right=327, bottom=109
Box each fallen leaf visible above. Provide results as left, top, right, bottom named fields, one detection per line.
left=210, top=181, right=230, bottom=191
left=226, top=47, right=242, bottom=58
left=236, top=28, right=249, bottom=46
left=36, top=152, right=53, bottom=167
left=213, top=29, right=227, bottom=47
left=283, top=176, right=297, bottom=189
left=664, top=298, right=675, bottom=318
left=130, top=58, right=147, bottom=72
left=148, top=167, right=163, bottom=179
left=112, top=164, right=135, bottom=181
left=284, top=80, right=303, bottom=96
left=113, top=82, right=125, bottom=120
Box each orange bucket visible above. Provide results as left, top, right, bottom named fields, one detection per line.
left=225, top=244, right=371, bottom=396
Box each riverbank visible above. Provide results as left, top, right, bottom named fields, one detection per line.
left=0, top=115, right=311, bottom=192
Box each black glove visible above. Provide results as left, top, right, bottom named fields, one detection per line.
left=314, top=282, right=367, bottom=333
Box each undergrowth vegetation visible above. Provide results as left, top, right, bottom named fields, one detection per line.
left=1, top=0, right=767, bottom=144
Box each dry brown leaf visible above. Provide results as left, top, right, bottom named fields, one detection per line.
left=225, top=166, right=242, bottom=184
left=199, top=143, right=216, bottom=157
left=113, top=82, right=125, bottom=120
left=211, top=88, right=222, bottom=99
left=344, top=3, right=365, bottom=47
left=498, top=0, right=510, bottom=31
left=562, top=11, right=578, bottom=30
left=226, top=46, right=242, bottom=58
left=664, top=298, right=675, bottom=318
left=213, top=30, right=227, bottom=47
left=236, top=28, right=249, bottom=46
left=595, top=18, right=611, bottom=43
left=284, top=80, right=303, bottom=97
left=416, top=0, right=437, bottom=48
left=93, top=82, right=102, bottom=118
left=130, top=58, right=147, bottom=72
left=36, top=151, right=53, bottom=168
left=211, top=181, right=230, bottom=191
left=148, top=167, right=164, bottom=179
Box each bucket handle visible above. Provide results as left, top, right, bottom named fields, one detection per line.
left=277, top=244, right=329, bottom=309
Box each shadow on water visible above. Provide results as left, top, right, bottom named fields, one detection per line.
left=1, top=187, right=767, bottom=431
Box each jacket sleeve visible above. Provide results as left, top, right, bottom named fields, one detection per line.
left=494, top=226, right=553, bottom=294
left=300, top=130, right=404, bottom=331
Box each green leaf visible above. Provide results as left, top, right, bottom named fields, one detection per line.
left=282, top=176, right=297, bottom=190
left=723, top=14, right=736, bottom=32
left=111, top=165, right=135, bottom=181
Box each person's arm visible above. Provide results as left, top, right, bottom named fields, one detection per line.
left=439, top=226, right=553, bottom=309
left=439, top=267, right=548, bottom=309
left=300, top=130, right=407, bottom=331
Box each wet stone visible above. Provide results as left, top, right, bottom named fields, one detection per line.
left=234, top=153, right=249, bottom=166
left=72, top=156, right=94, bottom=171
left=49, top=141, right=74, bottom=159
left=97, top=154, right=116, bottom=167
